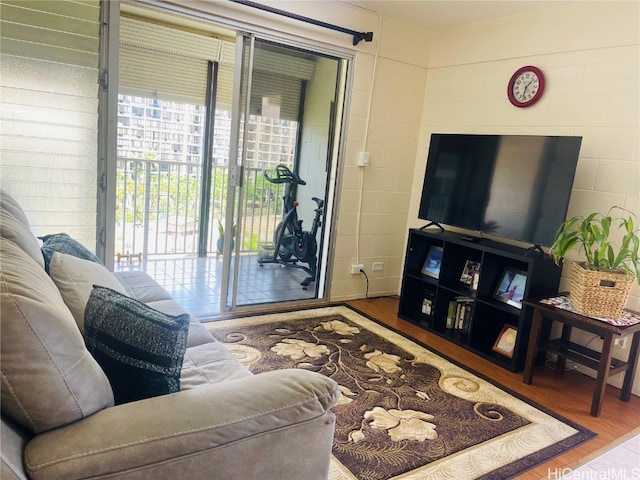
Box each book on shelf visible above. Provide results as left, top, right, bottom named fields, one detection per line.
left=446, top=296, right=474, bottom=333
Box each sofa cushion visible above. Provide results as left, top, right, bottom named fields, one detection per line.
left=145, top=299, right=215, bottom=348
left=49, top=252, right=128, bottom=333
left=0, top=190, right=31, bottom=228
left=113, top=270, right=173, bottom=303
left=0, top=208, right=44, bottom=270
left=180, top=342, right=252, bottom=390
left=0, top=237, right=114, bottom=434
left=39, top=233, right=102, bottom=273
left=84, top=286, right=190, bottom=405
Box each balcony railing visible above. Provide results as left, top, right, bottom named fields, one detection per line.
left=115, top=157, right=285, bottom=259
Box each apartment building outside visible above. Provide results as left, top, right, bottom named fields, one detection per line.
left=115, top=94, right=298, bottom=258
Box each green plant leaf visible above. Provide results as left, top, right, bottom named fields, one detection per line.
left=551, top=206, right=639, bottom=284
left=591, top=224, right=604, bottom=243
left=600, top=215, right=611, bottom=238
left=605, top=245, right=615, bottom=270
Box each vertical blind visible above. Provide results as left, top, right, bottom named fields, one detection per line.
left=0, top=0, right=101, bottom=247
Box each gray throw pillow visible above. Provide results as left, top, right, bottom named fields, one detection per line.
left=84, top=286, right=190, bottom=405
left=39, top=233, right=103, bottom=273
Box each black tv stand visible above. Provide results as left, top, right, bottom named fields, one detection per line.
left=398, top=229, right=561, bottom=371
left=420, top=222, right=444, bottom=232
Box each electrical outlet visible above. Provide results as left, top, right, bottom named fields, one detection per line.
left=350, top=264, right=364, bottom=275
left=614, top=336, right=628, bottom=349
left=372, top=262, right=384, bottom=271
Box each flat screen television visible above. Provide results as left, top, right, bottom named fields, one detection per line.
left=418, top=133, right=582, bottom=247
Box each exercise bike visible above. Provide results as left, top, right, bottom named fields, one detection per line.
left=258, top=164, right=324, bottom=289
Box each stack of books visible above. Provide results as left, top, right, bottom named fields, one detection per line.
left=446, top=296, right=474, bottom=333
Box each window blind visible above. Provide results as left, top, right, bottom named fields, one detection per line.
left=119, top=16, right=228, bottom=106
left=0, top=0, right=101, bottom=248
left=119, top=15, right=316, bottom=120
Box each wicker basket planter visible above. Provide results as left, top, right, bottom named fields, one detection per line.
left=569, top=261, right=634, bottom=319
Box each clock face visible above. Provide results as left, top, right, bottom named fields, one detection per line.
left=508, top=66, right=545, bottom=107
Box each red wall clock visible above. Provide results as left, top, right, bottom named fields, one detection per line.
left=507, top=66, right=545, bottom=108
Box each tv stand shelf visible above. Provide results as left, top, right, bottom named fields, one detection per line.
left=399, top=229, right=562, bottom=371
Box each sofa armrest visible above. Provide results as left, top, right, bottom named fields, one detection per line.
left=25, top=369, right=339, bottom=480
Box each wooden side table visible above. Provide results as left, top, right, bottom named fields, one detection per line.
left=522, top=297, right=640, bottom=417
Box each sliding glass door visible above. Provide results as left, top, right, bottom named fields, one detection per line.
left=221, top=34, right=346, bottom=312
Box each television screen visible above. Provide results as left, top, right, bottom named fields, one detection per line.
left=418, top=134, right=582, bottom=247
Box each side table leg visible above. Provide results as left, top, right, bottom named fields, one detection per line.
left=621, top=331, right=640, bottom=402
left=591, top=333, right=614, bottom=417
left=556, top=324, right=572, bottom=374
left=523, top=309, right=543, bottom=385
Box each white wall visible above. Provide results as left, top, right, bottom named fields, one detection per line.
left=409, top=1, right=639, bottom=394
left=330, top=16, right=430, bottom=300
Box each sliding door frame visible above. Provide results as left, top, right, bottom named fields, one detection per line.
left=97, top=0, right=120, bottom=270
left=219, top=33, right=254, bottom=312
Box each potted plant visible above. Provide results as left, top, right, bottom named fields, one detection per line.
left=217, top=219, right=237, bottom=254
left=550, top=206, right=639, bottom=318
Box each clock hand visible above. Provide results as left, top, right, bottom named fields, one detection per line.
left=519, top=78, right=538, bottom=100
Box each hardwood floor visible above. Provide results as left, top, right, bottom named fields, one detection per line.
left=346, top=296, right=640, bottom=480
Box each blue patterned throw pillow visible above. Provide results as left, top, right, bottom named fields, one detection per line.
left=40, top=233, right=103, bottom=273
left=84, top=286, right=190, bottom=405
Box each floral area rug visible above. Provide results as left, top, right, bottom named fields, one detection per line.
left=204, top=305, right=594, bottom=480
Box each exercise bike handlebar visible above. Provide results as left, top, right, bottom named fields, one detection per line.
left=264, top=164, right=306, bottom=185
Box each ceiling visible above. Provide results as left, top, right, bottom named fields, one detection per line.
left=337, top=1, right=577, bottom=30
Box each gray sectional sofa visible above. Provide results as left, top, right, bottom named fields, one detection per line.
left=0, top=190, right=339, bottom=480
